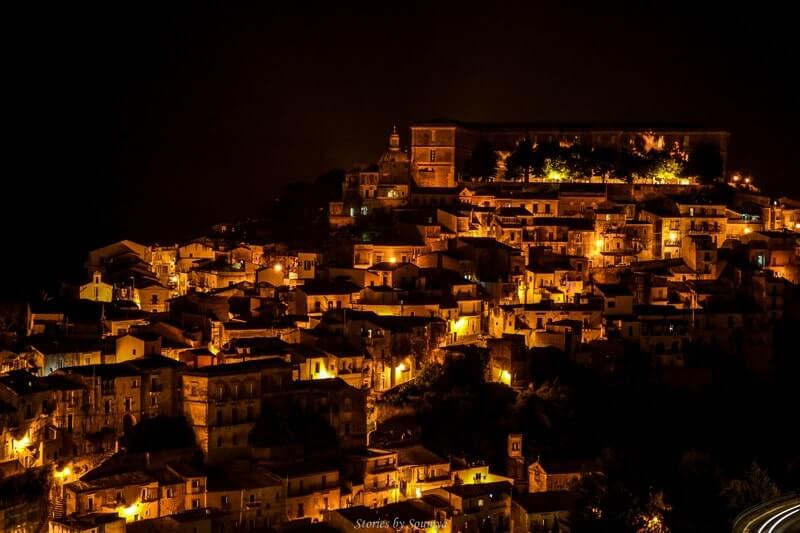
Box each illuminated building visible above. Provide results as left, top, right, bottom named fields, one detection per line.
left=346, top=448, right=401, bottom=508
left=182, top=359, right=291, bottom=464
left=267, top=462, right=339, bottom=522
left=425, top=481, right=513, bottom=533
left=528, top=458, right=600, bottom=493
left=390, top=445, right=451, bottom=500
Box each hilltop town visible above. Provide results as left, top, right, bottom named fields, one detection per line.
left=1, top=123, right=798, bottom=533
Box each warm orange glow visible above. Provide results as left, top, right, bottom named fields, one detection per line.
left=273, top=263, right=283, bottom=272
left=499, top=370, right=511, bottom=385
left=314, top=365, right=333, bottom=379
left=744, top=227, right=752, bottom=234
left=53, top=465, right=72, bottom=480
left=453, top=318, right=467, bottom=333
left=116, top=501, right=142, bottom=522
left=389, top=257, right=397, bottom=264
left=12, top=436, right=30, bottom=453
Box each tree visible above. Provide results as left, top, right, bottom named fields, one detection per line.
left=720, top=462, right=780, bottom=516
left=506, top=137, right=536, bottom=182
left=684, top=143, right=723, bottom=184
left=614, top=149, right=646, bottom=183
left=314, top=168, right=346, bottom=202
left=564, top=144, right=592, bottom=180
left=532, top=140, right=561, bottom=177
left=569, top=473, right=634, bottom=532
left=466, top=140, right=498, bottom=181
left=590, top=147, right=618, bottom=182
left=645, top=150, right=685, bottom=183
left=628, top=490, right=671, bottom=533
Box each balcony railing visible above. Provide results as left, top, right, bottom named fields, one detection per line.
left=366, top=482, right=398, bottom=493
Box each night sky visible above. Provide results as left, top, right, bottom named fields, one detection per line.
left=5, top=4, right=798, bottom=295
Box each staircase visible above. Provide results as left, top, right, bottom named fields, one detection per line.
left=50, top=496, right=66, bottom=519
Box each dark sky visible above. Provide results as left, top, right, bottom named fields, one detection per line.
left=5, top=4, right=798, bottom=294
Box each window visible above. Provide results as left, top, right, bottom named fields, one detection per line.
left=151, top=295, right=159, bottom=305
left=297, top=503, right=304, bottom=517
left=315, top=362, right=321, bottom=374
left=232, top=433, right=238, bottom=446
left=222, top=495, right=230, bottom=507
left=166, top=487, right=174, bottom=498
left=608, top=300, right=616, bottom=309
left=192, top=498, right=200, bottom=509
left=216, top=409, right=223, bottom=425
left=132, top=349, right=137, bottom=356
left=232, top=408, right=238, bottom=424
left=430, top=149, right=436, bottom=162
left=217, top=436, right=223, bottom=447
left=545, top=204, right=551, bottom=214
left=315, top=301, right=322, bottom=312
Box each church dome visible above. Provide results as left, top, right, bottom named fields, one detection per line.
left=378, top=125, right=409, bottom=165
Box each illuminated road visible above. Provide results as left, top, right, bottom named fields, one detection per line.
left=732, top=495, right=800, bottom=533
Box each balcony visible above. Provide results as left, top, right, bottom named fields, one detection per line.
left=368, top=464, right=397, bottom=474
left=366, top=481, right=398, bottom=493
left=287, top=482, right=339, bottom=498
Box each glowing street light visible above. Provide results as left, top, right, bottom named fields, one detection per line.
left=116, top=501, right=142, bottom=522
left=273, top=263, right=283, bottom=272
left=12, top=436, right=30, bottom=453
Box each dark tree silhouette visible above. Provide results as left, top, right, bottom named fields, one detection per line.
left=685, top=142, right=724, bottom=184
left=466, top=140, right=499, bottom=181
left=721, top=462, right=780, bottom=516
left=590, top=147, right=618, bottom=182
left=532, top=140, right=562, bottom=178
left=506, top=137, right=536, bottom=182
left=564, top=144, right=592, bottom=179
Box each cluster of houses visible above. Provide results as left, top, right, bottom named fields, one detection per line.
left=1, top=124, right=799, bottom=533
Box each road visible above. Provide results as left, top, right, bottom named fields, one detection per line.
left=733, top=495, right=800, bottom=532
